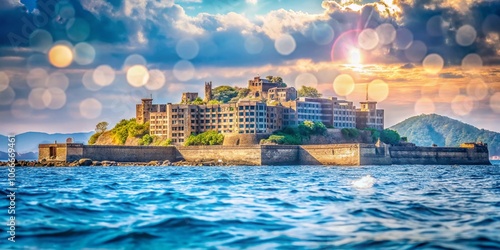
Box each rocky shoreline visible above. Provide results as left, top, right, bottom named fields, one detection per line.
left=0, top=158, right=243, bottom=167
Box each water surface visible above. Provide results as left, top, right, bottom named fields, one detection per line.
left=4, top=165, right=500, bottom=249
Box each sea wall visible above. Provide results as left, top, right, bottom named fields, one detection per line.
left=39, top=143, right=491, bottom=165
left=299, top=144, right=360, bottom=166
left=260, top=145, right=299, bottom=165
left=390, top=145, right=490, bottom=165
left=82, top=145, right=176, bottom=162
left=176, top=145, right=261, bottom=165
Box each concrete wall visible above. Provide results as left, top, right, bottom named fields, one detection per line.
left=38, top=143, right=490, bottom=166
left=260, top=145, right=299, bottom=165
left=359, top=144, right=393, bottom=165
left=299, top=144, right=360, bottom=166
left=223, top=134, right=271, bottom=146
left=390, top=146, right=491, bottom=165
left=176, top=145, right=261, bottom=165
left=39, top=144, right=68, bottom=161
left=82, top=145, right=176, bottom=162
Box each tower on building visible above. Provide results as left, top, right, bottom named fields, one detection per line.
left=204, top=81, right=212, bottom=102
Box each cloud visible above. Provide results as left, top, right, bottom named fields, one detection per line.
left=246, top=0, right=258, bottom=5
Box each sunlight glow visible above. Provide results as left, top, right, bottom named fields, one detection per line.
left=348, top=48, right=361, bottom=65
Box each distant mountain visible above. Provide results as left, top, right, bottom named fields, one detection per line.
left=0, top=131, right=93, bottom=155
left=0, top=151, right=37, bottom=160
left=390, top=114, right=500, bottom=156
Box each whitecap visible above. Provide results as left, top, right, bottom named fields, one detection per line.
left=351, top=175, right=376, bottom=189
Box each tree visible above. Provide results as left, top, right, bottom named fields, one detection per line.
left=212, top=85, right=238, bottom=103
left=298, top=86, right=322, bottom=98
left=271, top=76, right=283, bottom=83
left=266, top=75, right=273, bottom=81
left=380, top=129, right=401, bottom=145
left=191, top=97, right=204, bottom=105
left=95, top=121, right=108, bottom=133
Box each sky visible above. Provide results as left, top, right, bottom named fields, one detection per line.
left=0, top=0, right=499, bottom=134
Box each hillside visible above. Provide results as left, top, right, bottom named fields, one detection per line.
left=390, top=114, right=500, bottom=155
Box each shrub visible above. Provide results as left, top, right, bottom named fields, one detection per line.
left=185, top=131, right=224, bottom=146
left=380, top=129, right=401, bottom=145
left=298, top=120, right=327, bottom=136
left=140, top=134, right=153, bottom=145
left=88, top=132, right=102, bottom=145
left=364, top=128, right=380, bottom=142
left=341, top=128, right=360, bottom=139
left=110, top=118, right=150, bottom=145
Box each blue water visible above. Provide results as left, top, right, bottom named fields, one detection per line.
left=3, top=165, right=500, bottom=249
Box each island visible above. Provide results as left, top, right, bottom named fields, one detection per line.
left=37, top=75, right=491, bottom=166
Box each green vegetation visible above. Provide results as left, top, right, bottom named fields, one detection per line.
left=139, top=134, right=153, bottom=145
left=390, top=114, right=500, bottom=155
left=185, top=130, right=224, bottom=146
left=88, top=121, right=109, bottom=145
left=364, top=128, right=380, bottom=142
left=213, top=86, right=239, bottom=103
left=380, top=129, right=401, bottom=145
left=298, top=86, right=322, bottom=98
left=191, top=97, right=204, bottom=105
left=111, top=118, right=149, bottom=145
left=261, top=120, right=326, bottom=145
left=88, top=132, right=101, bottom=145
left=207, top=99, right=222, bottom=105
left=341, top=128, right=360, bottom=139
left=298, top=120, right=327, bottom=136
left=95, top=121, right=108, bottom=133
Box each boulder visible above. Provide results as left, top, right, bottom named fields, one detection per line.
left=78, top=158, right=93, bottom=166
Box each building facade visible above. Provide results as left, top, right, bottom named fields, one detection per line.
left=136, top=77, right=385, bottom=145
left=355, top=101, right=384, bottom=130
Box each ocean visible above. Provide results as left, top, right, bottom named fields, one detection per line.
left=4, top=164, right=500, bottom=249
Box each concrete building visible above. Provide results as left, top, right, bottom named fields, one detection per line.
left=268, top=87, right=297, bottom=102
left=137, top=76, right=385, bottom=145
left=333, top=99, right=356, bottom=128
left=248, top=76, right=281, bottom=98
left=181, top=92, right=198, bottom=104
left=356, top=101, right=384, bottom=130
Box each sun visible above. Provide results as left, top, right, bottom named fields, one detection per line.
left=348, top=48, right=361, bottom=65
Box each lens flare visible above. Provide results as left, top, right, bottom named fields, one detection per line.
left=274, top=34, right=296, bottom=56
left=461, top=53, right=483, bottom=72
left=48, top=44, right=74, bottom=68
left=93, top=65, right=115, bottom=86
left=173, top=60, right=195, bottom=82
left=127, top=65, right=150, bottom=87
left=333, top=74, right=355, bottom=96
left=294, top=73, right=318, bottom=89
left=176, top=38, right=200, bottom=60
left=456, top=24, right=477, bottom=46
left=358, top=28, right=379, bottom=50
left=244, top=36, right=264, bottom=55
left=145, top=69, right=166, bottom=90
left=451, top=95, right=474, bottom=116
left=414, top=97, right=435, bottom=114
left=466, top=78, right=488, bottom=101
left=423, top=54, right=444, bottom=74
left=368, top=79, right=389, bottom=102
left=0, top=87, right=15, bottom=105
left=490, top=92, right=500, bottom=113
left=79, top=98, right=102, bottom=119
left=0, top=71, right=9, bottom=92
